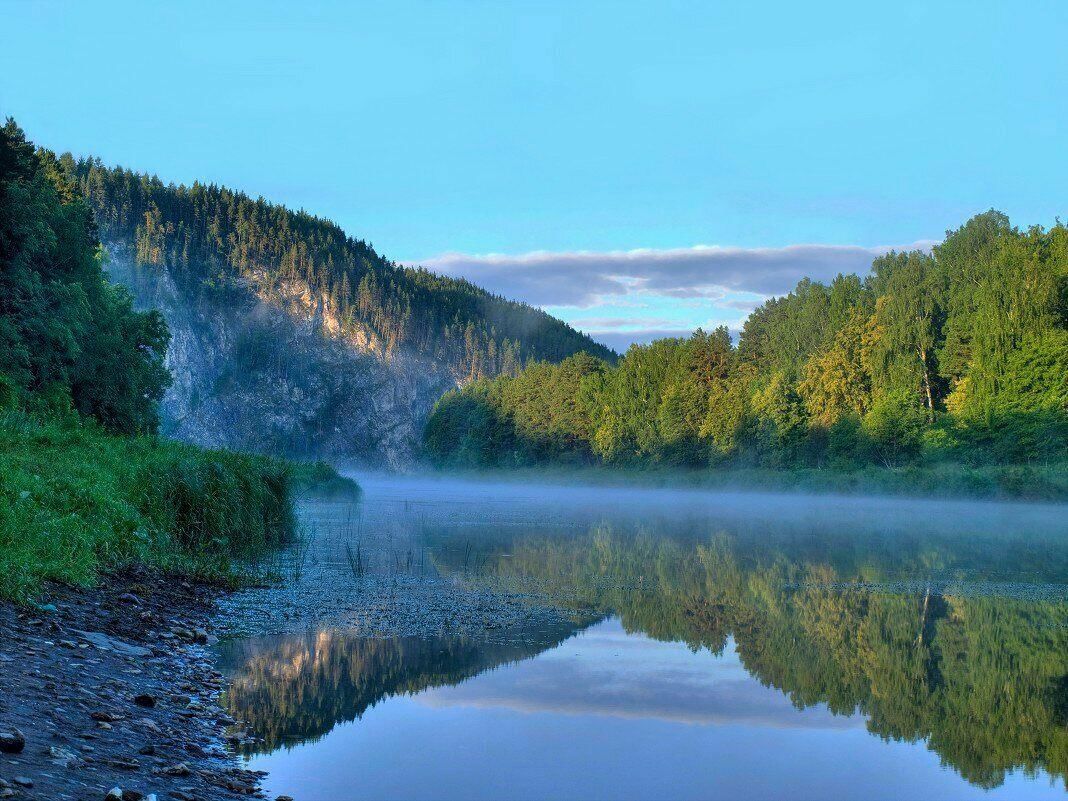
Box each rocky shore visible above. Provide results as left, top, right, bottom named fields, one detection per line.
left=0, top=569, right=277, bottom=801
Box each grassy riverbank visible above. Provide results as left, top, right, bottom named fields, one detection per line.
left=288, top=460, right=361, bottom=496
left=0, top=411, right=305, bottom=601
left=441, top=462, right=1068, bottom=502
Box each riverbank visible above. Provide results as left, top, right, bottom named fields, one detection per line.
left=0, top=413, right=365, bottom=603
left=0, top=567, right=272, bottom=801
left=0, top=413, right=297, bottom=602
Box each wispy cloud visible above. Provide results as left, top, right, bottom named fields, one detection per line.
left=411, top=241, right=935, bottom=308
left=566, top=316, right=678, bottom=330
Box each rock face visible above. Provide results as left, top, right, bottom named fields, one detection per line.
left=106, top=244, right=456, bottom=468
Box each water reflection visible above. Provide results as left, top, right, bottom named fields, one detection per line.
left=442, top=523, right=1068, bottom=790
left=219, top=480, right=1068, bottom=798
left=217, top=618, right=594, bottom=755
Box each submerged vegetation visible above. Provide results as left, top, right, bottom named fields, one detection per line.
left=425, top=211, right=1068, bottom=491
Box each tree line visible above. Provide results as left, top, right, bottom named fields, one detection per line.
left=0, top=119, right=169, bottom=432
left=62, top=155, right=613, bottom=381
left=425, top=211, right=1067, bottom=469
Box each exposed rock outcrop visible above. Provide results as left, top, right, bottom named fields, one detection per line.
left=106, top=244, right=455, bottom=469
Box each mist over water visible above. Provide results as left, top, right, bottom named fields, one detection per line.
left=347, top=469, right=1068, bottom=537
left=218, top=474, right=1068, bottom=800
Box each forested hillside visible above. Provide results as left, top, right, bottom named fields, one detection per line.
left=65, top=156, right=612, bottom=379
left=425, top=211, right=1068, bottom=477
left=0, top=119, right=295, bottom=599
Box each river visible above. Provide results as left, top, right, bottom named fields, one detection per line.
left=214, top=475, right=1068, bottom=800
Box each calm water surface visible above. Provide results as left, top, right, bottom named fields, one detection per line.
left=217, top=476, right=1068, bottom=800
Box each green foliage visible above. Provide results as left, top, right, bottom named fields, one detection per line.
left=867, top=251, right=941, bottom=410
left=0, top=411, right=295, bottom=601
left=0, top=119, right=311, bottom=601
left=862, top=389, right=928, bottom=466
left=287, top=461, right=361, bottom=495
left=798, top=311, right=872, bottom=427
left=0, top=374, right=17, bottom=412
left=750, top=372, right=810, bottom=465
left=63, top=152, right=613, bottom=381
left=993, top=329, right=1068, bottom=413
left=698, top=370, right=749, bottom=460
left=426, top=210, right=1067, bottom=476
left=424, top=382, right=514, bottom=467
left=0, top=120, right=170, bottom=434
left=424, top=353, right=608, bottom=467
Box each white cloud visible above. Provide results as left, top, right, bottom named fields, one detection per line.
left=411, top=241, right=936, bottom=308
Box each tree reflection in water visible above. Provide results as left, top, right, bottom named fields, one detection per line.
left=220, top=502, right=1068, bottom=791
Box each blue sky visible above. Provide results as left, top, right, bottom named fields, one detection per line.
left=2, top=1, right=1065, bottom=349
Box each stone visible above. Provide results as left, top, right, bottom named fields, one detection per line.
left=74, top=630, right=153, bottom=659
left=122, top=791, right=145, bottom=801
left=118, top=593, right=143, bottom=606
left=134, top=693, right=156, bottom=708
left=161, top=762, right=191, bottom=777
left=106, top=789, right=124, bottom=801
left=91, top=711, right=127, bottom=723
left=49, top=744, right=83, bottom=767
left=276, top=796, right=295, bottom=801
left=107, top=757, right=141, bottom=770
left=0, top=728, right=25, bottom=754
left=11, top=778, right=33, bottom=788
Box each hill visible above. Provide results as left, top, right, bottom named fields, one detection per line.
left=57, top=155, right=613, bottom=466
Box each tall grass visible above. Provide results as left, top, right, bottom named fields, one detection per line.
left=0, top=411, right=296, bottom=601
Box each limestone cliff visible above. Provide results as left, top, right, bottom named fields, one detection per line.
left=105, top=244, right=455, bottom=469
